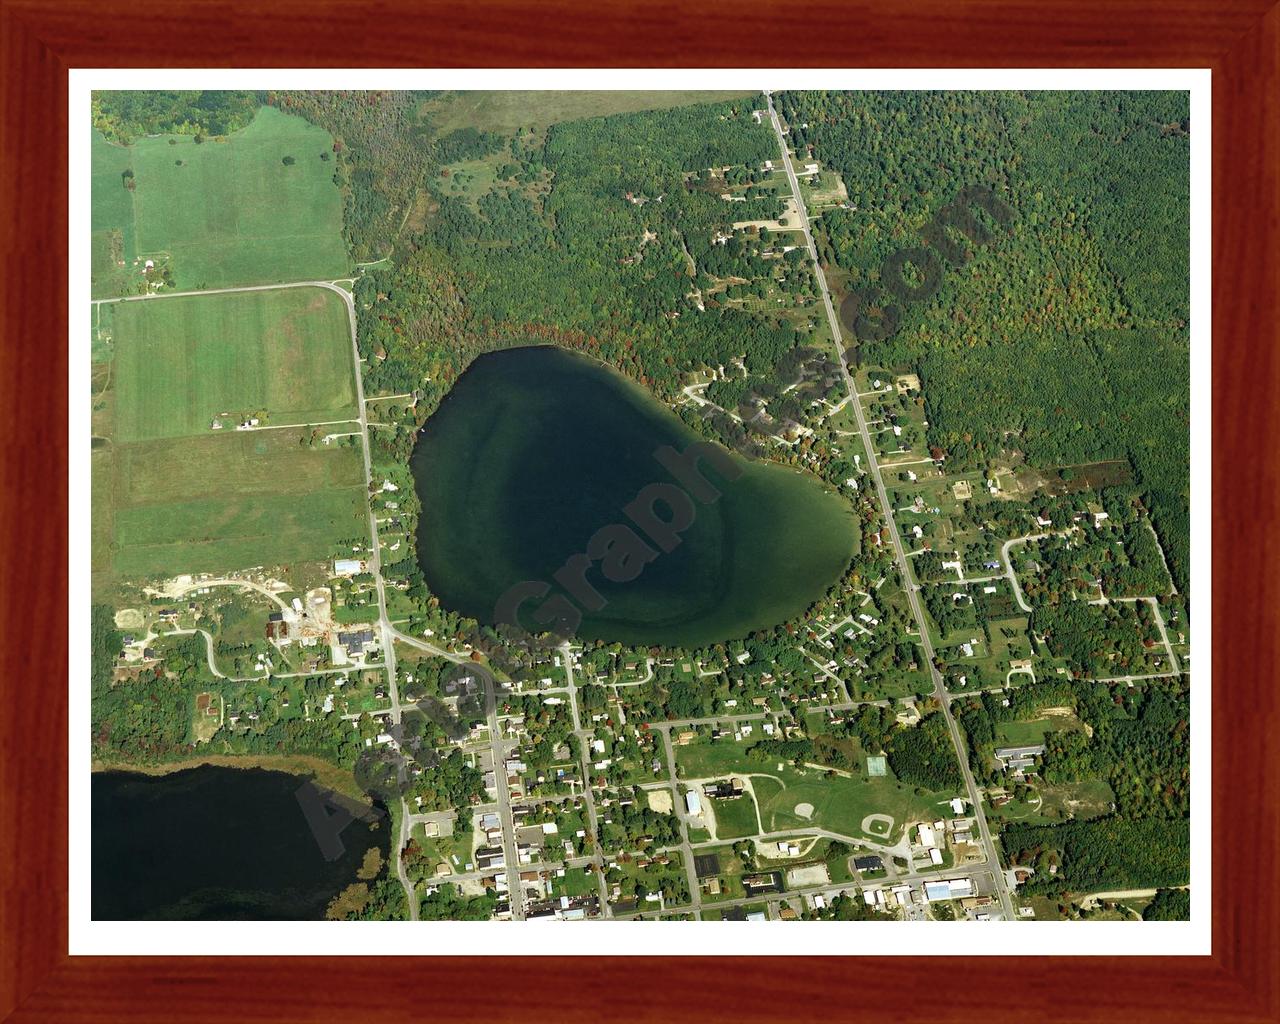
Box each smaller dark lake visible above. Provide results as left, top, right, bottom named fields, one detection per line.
left=92, top=766, right=387, bottom=920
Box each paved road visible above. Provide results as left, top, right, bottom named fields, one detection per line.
left=311, top=279, right=423, bottom=919
left=480, top=672, right=526, bottom=920
left=560, top=643, right=612, bottom=916
left=652, top=724, right=704, bottom=918
left=90, top=279, right=353, bottom=306
left=1000, top=530, right=1071, bottom=612
left=766, top=91, right=1016, bottom=921
left=165, top=628, right=241, bottom=680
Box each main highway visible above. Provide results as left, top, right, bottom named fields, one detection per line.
left=765, top=91, right=1017, bottom=921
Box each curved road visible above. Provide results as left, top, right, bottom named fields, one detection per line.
left=101, top=279, right=428, bottom=917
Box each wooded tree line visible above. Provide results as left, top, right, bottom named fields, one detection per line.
left=959, top=676, right=1188, bottom=818
left=93, top=90, right=261, bottom=144
left=267, top=90, right=442, bottom=261
left=960, top=674, right=1189, bottom=895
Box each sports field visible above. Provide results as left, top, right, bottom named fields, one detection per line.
left=113, top=287, right=358, bottom=442
left=675, top=738, right=947, bottom=843
left=92, top=105, right=349, bottom=293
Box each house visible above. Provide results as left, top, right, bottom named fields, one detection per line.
left=704, top=778, right=744, bottom=800
left=854, top=855, right=883, bottom=872
left=742, top=872, right=783, bottom=895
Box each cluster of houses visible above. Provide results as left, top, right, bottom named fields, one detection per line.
left=911, top=799, right=983, bottom=870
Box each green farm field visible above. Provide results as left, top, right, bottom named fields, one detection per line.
left=110, top=480, right=366, bottom=580
left=96, top=425, right=367, bottom=584
left=114, top=429, right=365, bottom=505
left=94, top=286, right=368, bottom=590
left=112, top=286, right=358, bottom=442
left=92, top=106, right=349, bottom=293
left=91, top=132, right=138, bottom=298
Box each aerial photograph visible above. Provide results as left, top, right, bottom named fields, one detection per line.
left=88, top=87, right=1191, bottom=925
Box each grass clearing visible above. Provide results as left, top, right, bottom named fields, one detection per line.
left=711, top=794, right=759, bottom=840
left=423, top=91, right=759, bottom=134
left=1039, top=778, right=1116, bottom=821
left=995, top=718, right=1056, bottom=747
left=118, top=106, right=349, bottom=290
left=112, top=287, right=357, bottom=442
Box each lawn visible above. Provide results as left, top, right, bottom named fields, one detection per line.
left=422, top=91, right=759, bottom=134
left=995, top=718, right=1055, bottom=747
left=112, top=286, right=358, bottom=442
left=988, top=615, right=1034, bottom=664
left=711, top=794, right=759, bottom=840
left=118, top=106, right=350, bottom=290
left=548, top=866, right=595, bottom=899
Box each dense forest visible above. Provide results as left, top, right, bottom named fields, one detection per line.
left=1001, top=816, right=1189, bottom=895
left=343, top=95, right=836, bottom=433
left=960, top=674, right=1189, bottom=895
left=778, top=90, right=1190, bottom=597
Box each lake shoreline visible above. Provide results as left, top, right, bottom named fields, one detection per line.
left=91, top=752, right=370, bottom=803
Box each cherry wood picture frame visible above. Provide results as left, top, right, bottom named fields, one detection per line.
left=2, top=1, right=1276, bottom=1020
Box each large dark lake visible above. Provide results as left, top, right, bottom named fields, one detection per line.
left=410, top=345, right=856, bottom=648
left=92, top=766, right=387, bottom=920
